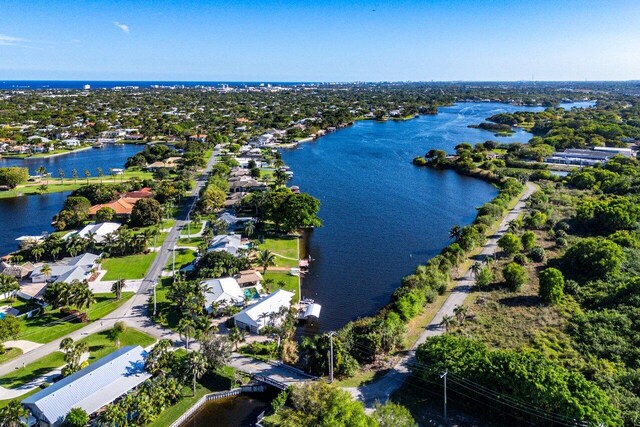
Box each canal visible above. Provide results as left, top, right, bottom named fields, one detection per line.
left=281, top=102, right=589, bottom=330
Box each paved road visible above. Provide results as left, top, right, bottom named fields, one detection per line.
left=0, top=153, right=218, bottom=377
left=346, top=182, right=537, bottom=409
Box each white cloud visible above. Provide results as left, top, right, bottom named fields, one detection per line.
left=0, top=34, right=29, bottom=47
left=113, top=22, right=130, bottom=34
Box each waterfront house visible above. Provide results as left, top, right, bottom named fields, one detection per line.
left=229, top=177, right=265, bottom=193
left=0, top=261, right=35, bottom=280
left=22, top=345, right=151, bottom=427
left=203, top=277, right=245, bottom=313
left=207, top=234, right=245, bottom=257
left=88, top=198, right=136, bottom=217
left=234, top=270, right=263, bottom=287
left=75, top=222, right=121, bottom=243
left=224, top=192, right=246, bottom=209
left=30, top=253, right=100, bottom=283
left=233, top=289, right=294, bottom=333
left=218, top=212, right=255, bottom=230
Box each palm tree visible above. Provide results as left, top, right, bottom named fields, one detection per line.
left=243, top=220, right=256, bottom=237
left=440, top=314, right=456, bottom=333
left=177, top=318, right=196, bottom=350
left=109, top=168, right=115, bottom=182
left=184, top=351, right=208, bottom=396
left=255, top=249, right=276, bottom=273
left=0, top=275, right=19, bottom=302
left=41, top=264, right=52, bottom=282
left=449, top=225, right=462, bottom=241
left=470, top=262, right=482, bottom=278
left=108, top=321, right=127, bottom=348
left=31, top=245, right=44, bottom=262
left=83, top=169, right=91, bottom=184
left=0, top=399, right=29, bottom=427
left=71, top=168, right=78, bottom=184
left=73, top=281, right=96, bottom=314
left=453, top=305, right=469, bottom=324
left=97, top=167, right=104, bottom=184
left=58, top=168, right=65, bottom=184
left=50, top=246, right=61, bottom=261
left=228, top=326, right=246, bottom=351
left=111, top=279, right=126, bottom=300
left=36, top=166, right=47, bottom=184
left=11, top=255, right=23, bottom=265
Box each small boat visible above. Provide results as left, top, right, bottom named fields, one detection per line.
left=92, top=142, right=105, bottom=149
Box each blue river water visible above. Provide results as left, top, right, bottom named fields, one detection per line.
left=281, top=101, right=590, bottom=330
left=0, top=145, right=143, bottom=253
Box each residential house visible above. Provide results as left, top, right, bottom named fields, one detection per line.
left=30, top=253, right=100, bottom=283
left=233, top=289, right=294, bottom=333
left=207, top=234, right=245, bottom=257
left=75, top=222, right=121, bottom=243
left=203, top=277, right=245, bottom=313
left=0, top=261, right=35, bottom=279
left=218, top=212, right=255, bottom=230
left=234, top=270, right=263, bottom=287
left=22, top=346, right=151, bottom=427
left=545, top=148, right=620, bottom=166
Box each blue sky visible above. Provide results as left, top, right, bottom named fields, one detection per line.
left=0, top=0, right=639, bottom=81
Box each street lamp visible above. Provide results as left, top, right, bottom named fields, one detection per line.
left=152, top=280, right=157, bottom=316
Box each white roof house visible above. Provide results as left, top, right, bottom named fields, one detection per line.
left=76, top=222, right=121, bottom=243
left=233, top=289, right=294, bottom=334
left=203, top=277, right=245, bottom=312
left=22, top=345, right=151, bottom=426
left=207, top=234, right=244, bottom=257
left=30, top=253, right=100, bottom=283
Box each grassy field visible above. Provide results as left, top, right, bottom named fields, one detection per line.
left=177, top=237, right=204, bottom=248
left=180, top=220, right=203, bottom=236
left=0, top=169, right=154, bottom=199
left=263, top=271, right=300, bottom=302
left=165, top=248, right=196, bottom=271
left=102, top=253, right=157, bottom=280
left=151, top=367, right=236, bottom=427
left=149, top=278, right=179, bottom=330
left=79, top=328, right=156, bottom=364
left=18, top=293, right=133, bottom=344
left=259, top=235, right=299, bottom=268
left=0, top=348, right=23, bottom=365
left=0, top=327, right=154, bottom=390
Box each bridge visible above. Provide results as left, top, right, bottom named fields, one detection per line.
left=228, top=354, right=317, bottom=390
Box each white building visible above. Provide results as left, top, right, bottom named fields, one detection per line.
left=75, top=222, right=121, bottom=243
left=22, top=346, right=150, bottom=426
left=233, top=289, right=294, bottom=334
left=203, top=277, right=245, bottom=313
left=30, top=253, right=100, bottom=283
left=207, top=234, right=245, bottom=257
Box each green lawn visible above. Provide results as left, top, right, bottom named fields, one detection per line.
left=0, top=348, right=22, bottom=364
left=79, top=328, right=156, bottom=363
left=18, top=293, right=133, bottom=344
left=149, top=278, right=180, bottom=330
left=0, top=327, right=154, bottom=390
left=177, top=237, right=204, bottom=248
left=102, top=252, right=157, bottom=280
left=180, top=221, right=203, bottom=236
left=151, top=367, right=236, bottom=427
left=0, top=169, right=154, bottom=199
left=258, top=235, right=299, bottom=268
left=263, top=271, right=300, bottom=302
left=165, top=249, right=196, bottom=271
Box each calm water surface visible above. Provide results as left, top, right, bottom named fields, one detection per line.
left=0, top=145, right=143, bottom=253
left=281, top=102, right=590, bottom=330
left=183, top=395, right=269, bottom=427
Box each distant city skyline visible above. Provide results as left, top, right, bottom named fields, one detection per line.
left=1, top=0, right=639, bottom=82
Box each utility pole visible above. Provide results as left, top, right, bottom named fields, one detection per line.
left=441, top=369, right=448, bottom=425
left=328, top=331, right=335, bottom=383
left=152, top=280, right=157, bottom=316
left=172, top=245, right=176, bottom=276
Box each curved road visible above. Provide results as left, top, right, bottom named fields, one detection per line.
left=346, top=182, right=537, bottom=409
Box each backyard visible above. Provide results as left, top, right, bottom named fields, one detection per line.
left=102, top=253, right=157, bottom=280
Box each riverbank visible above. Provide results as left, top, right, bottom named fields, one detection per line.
left=1, top=146, right=92, bottom=159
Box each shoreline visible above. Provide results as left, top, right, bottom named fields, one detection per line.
left=0, top=145, right=93, bottom=160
